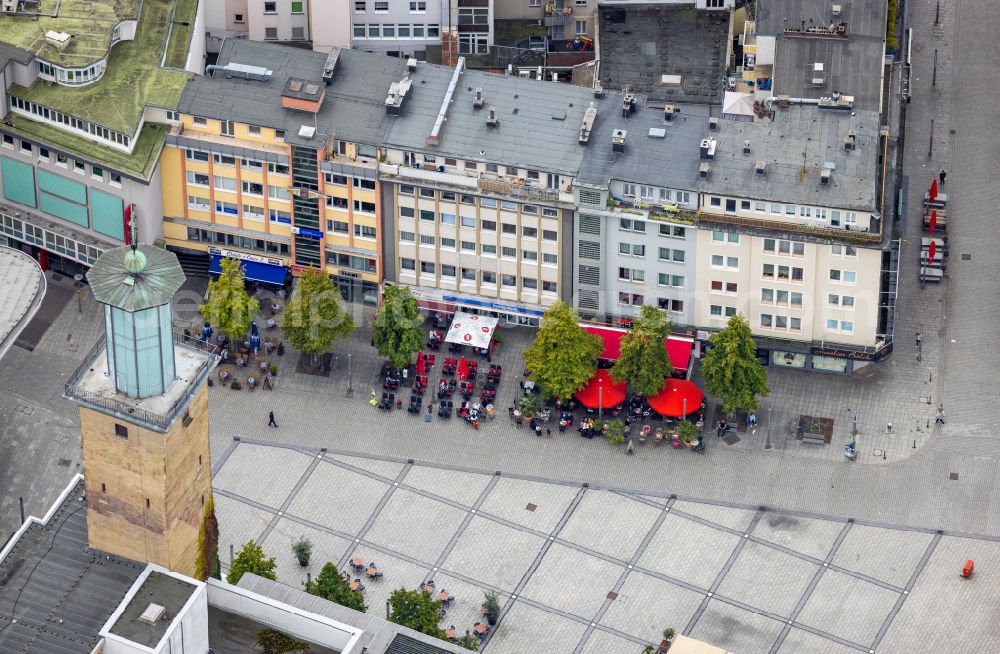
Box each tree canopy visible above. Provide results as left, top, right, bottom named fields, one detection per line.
left=522, top=301, right=603, bottom=400
left=387, top=587, right=445, bottom=639
left=226, top=540, right=277, bottom=585
left=373, top=284, right=425, bottom=369
left=200, top=257, right=260, bottom=342
left=610, top=305, right=673, bottom=396
left=701, top=314, right=770, bottom=414
left=281, top=269, right=355, bottom=365
left=309, top=562, right=367, bottom=612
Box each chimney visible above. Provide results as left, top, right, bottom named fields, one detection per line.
left=699, top=162, right=711, bottom=178
left=486, top=106, right=499, bottom=128
left=699, top=138, right=717, bottom=160
left=708, top=116, right=719, bottom=130
left=743, top=140, right=751, bottom=155
left=407, top=57, right=418, bottom=73
left=473, top=88, right=484, bottom=109
left=844, top=130, right=857, bottom=150
left=612, top=129, right=627, bottom=153
left=755, top=160, right=766, bottom=175
left=821, top=169, right=832, bottom=185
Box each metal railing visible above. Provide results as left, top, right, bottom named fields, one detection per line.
left=696, top=210, right=883, bottom=244
left=64, top=332, right=217, bottom=432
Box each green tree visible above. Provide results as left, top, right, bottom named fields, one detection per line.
left=458, top=634, right=479, bottom=650
left=701, top=314, right=770, bottom=414
left=373, top=284, right=425, bottom=369
left=195, top=495, right=221, bottom=581
left=280, top=269, right=355, bottom=367
left=522, top=301, right=603, bottom=400
left=200, top=257, right=260, bottom=342
left=610, top=305, right=673, bottom=396
left=227, top=540, right=277, bottom=585
left=387, top=587, right=445, bottom=639
left=256, top=628, right=311, bottom=654
left=308, top=562, right=367, bottom=612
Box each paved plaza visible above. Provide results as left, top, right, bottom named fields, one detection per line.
left=212, top=440, right=1000, bottom=654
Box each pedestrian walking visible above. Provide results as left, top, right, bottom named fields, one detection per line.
left=747, top=412, right=757, bottom=428
left=935, top=405, right=946, bottom=424
left=916, top=332, right=922, bottom=349
left=267, top=411, right=278, bottom=428
left=939, top=169, right=946, bottom=185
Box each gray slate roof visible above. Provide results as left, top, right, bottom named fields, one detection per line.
left=0, top=42, right=33, bottom=70
left=578, top=94, right=880, bottom=211
left=757, top=0, right=888, bottom=113
left=180, top=39, right=408, bottom=148
left=0, top=481, right=146, bottom=654
left=87, top=245, right=186, bottom=312
left=382, top=61, right=599, bottom=177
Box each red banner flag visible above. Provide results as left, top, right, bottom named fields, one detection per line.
left=929, top=210, right=937, bottom=233
left=928, top=240, right=937, bottom=264
left=930, top=179, right=938, bottom=202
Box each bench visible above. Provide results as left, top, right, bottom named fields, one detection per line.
left=801, top=434, right=826, bottom=445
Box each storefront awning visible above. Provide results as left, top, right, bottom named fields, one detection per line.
left=444, top=311, right=499, bottom=349
left=581, top=324, right=694, bottom=372
left=574, top=369, right=627, bottom=409
left=647, top=379, right=704, bottom=417
left=209, top=255, right=287, bottom=286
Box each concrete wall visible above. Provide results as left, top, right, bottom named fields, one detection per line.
left=350, top=0, right=444, bottom=56
left=185, top=0, right=208, bottom=74
left=310, top=0, right=352, bottom=51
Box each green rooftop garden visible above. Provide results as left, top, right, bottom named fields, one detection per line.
left=8, top=0, right=191, bottom=135
left=0, top=0, right=139, bottom=68
left=164, top=0, right=199, bottom=69
left=4, top=117, right=167, bottom=180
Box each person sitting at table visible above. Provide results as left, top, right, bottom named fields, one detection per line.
left=219, top=347, right=229, bottom=362
left=247, top=376, right=255, bottom=389
left=266, top=318, right=276, bottom=330
left=236, top=356, right=246, bottom=367
left=218, top=370, right=229, bottom=381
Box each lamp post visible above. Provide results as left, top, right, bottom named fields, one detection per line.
left=347, top=353, right=354, bottom=396
left=598, top=381, right=604, bottom=419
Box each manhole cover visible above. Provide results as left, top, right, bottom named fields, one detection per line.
left=723, top=434, right=741, bottom=446
left=961, top=253, right=971, bottom=260
left=58, top=458, right=72, bottom=467
left=606, top=591, right=618, bottom=600
left=949, top=472, right=959, bottom=480
left=525, top=503, right=537, bottom=512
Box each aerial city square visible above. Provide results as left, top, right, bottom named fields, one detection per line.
left=0, top=0, right=996, bottom=652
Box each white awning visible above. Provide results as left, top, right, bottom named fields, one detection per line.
left=722, top=91, right=755, bottom=121
left=443, top=311, right=499, bottom=349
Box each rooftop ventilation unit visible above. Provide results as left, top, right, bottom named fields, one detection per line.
left=298, top=125, right=315, bottom=139
left=407, top=57, right=418, bottom=73
left=323, top=50, right=340, bottom=85
left=385, top=77, right=412, bottom=115
left=844, top=131, right=856, bottom=150
left=518, top=70, right=531, bottom=78
left=473, top=88, right=484, bottom=109
left=699, top=162, right=711, bottom=178
left=811, top=62, right=825, bottom=86
left=612, top=129, right=627, bottom=153
left=45, top=31, right=71, bottom=50
left=139, top=603, right=165, bottom=624
left=579, top=103, right=598, bottom=144
left=593, top=80, right=604, bottom=97
left=755, top=160, right=766, bottom=175
left=205, top=63, right=273, bottom=81
left=821, top=169, right=832, bottom=185
left=427, top=58, right=465, bottom=145
left=622, top=94, right=636, bottom=118
left=708, top=117, right=719, bottom=130
left=486, top=106, right=499, bottom=128
left=699, top=138, right=717, bottom=160
left=663, top=105, right=677, bottom=121
left=743, top=140, right=751, bottom=154
left=818, top=94, right=855, bottom=110
left=832, top=3, right=842, bottom=16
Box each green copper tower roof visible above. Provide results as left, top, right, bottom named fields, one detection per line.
left=87, top=244, right=186, bottom=312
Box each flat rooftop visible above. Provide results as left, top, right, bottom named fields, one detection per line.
left=757, top=0, right=887, bottom=112
left=212, top=441, right=1000, bottom=654
left=0, top=480, right=146, bottom=654
left=0, top=245, right=43, bottom=360
left=597, top=3, right=729, bottom=104
left=6, top=0, right=196, bottom=137
left=577, top=96, right=880, bottom=212
left=107, top=571, right=199, bottom=648
left=207, top=606, right=342, bottom=654
left=66, top=343, right=214, bottom=432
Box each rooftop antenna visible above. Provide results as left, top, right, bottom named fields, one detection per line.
left=129, top=212, right=138, bottom=252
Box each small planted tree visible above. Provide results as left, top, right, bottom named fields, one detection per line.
left=701, top=314, right=770, bottom=415
left=483, top=591, right=502, bottom=626
left=602, top=418, right=627, bottom=446
left=309, top=562, right=367, bottom=612
left=522, top=301, right=603, bottom=400
left=677, top=420, right=700, bottom=445
left=226, top=540, right=277, bottom=585
left=256, top=628, right=311, bottom=654
left=515, top=393, right=540, bottom=419
left=194, top=495, right=220, bottom=581
left=200, top=257, right=260, bottom=342
left=281, top=269, right=355, bottom=367
left=388, top=588, right=445, bottom=639
left=292, top=537, right=312, bottom=567
left=373, top=284, right=425, bottom=369
left=459, top=633, right=480, bottom=651
left=611, top=304, right=673, bottom=396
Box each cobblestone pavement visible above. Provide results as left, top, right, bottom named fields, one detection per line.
left=212, top=440, right=1000, bottom=654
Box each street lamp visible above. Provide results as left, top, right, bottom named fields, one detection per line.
left=598, top=381, right=603, bottom=419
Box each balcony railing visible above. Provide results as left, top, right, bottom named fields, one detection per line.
left=382, top=164, right=574, bottom=204
left=696, top=210, right=882, bottom=244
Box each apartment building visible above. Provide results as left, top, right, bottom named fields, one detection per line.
left=205, top=0, right=313, bottom=51
left=161, top=40, right=406, bottom=303
left=351, top=0, right=453, bottom=59
left=494, top=0, right=597, bottom=41
left=378, top=59, right=585, bottom=324
left=573, top=90, right=890, bottom=374
left=0, top=0, right=202, bottom=276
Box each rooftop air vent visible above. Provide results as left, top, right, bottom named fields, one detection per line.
left=699, top=138, right=717, bottom=160
left=821, top=169, right=832, bottom=185
left=473, top=88, right=484, bottom=109
left=593, top=80, right=604, bottom=98
left=486, top=106, right=499, bottom=128
left=663, top=105, right=677, bottom=122
left=844, top=131, right=856, bottom=150
left=407, top=57, right=418, bottom=72
left=611, top=129, right=627, bottom=153
left=323, top=50, right=340, bottom=85
left=755, top=160, right=766, bottom=175
left=298, top=125, right=316, bottom=139
left=385, top=77, right=412, bottom=115
left=743, top=140, right=751, bottom=155
left=139, top=603, right=165, bottom=624
left=708, top=116, right=719, bottom=130
left=699, top=162, right=711, bottom=178
left=622, top=94, right=636, bottom=118
left=205, top=63, right=273, bottom=81
left=579, top=103, right=597, bottom=144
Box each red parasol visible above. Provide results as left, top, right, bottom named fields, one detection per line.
left=574, top=369, right=627, bottom=409
left=647, top=379, right=704, bottom=418
left=457, top=357, right=468, bottom=380
left=415, top=356, right=426, bottom=376
left=928, top=240, right=937, bottom=264
left=929, top=179, right=938, bottom=202
left=928, top=210, right=937, bottom=234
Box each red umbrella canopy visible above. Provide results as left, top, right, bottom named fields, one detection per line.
left=928, top=210, right=937, bottom=234
left=574, top=369, right=627, bottom=409
left=647, top=379, right=704, bottom=417
left=415, top=357, right=426, bottom=375
left=930, top=178, right=938, bottom=202
left=928, top=240, right=937, bottom=264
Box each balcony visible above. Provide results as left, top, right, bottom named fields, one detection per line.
left=696, top=210, right=882, bottom=244
left=381, top=164, right=575, bottom=204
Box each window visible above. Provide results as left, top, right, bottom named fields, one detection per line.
left=501, top=274, right=517, bottom=287
left=291, top=0, right=304, bottom=12
left=711, top=281, right=738, bottom=294
left=785, top=205, right=796, bottom=216
left=826, top=319, right=854, bottom=334
left=527, top=170, right=539, bottom=180
left=441, top=237, right=456, bottom=249
left=265, top=27, right=278, bottom=40
left=242, top=158, right=263, bottom=171
left=91, top=165, right=103, bottom=180
left=419, top=187, right=436, bottom=198
left=242, top=181, right=264, bottom=196
left=543, top=281, right=557, bottom=293
left=353, top=200, right=376, bottom=213
left=658, top=273, right=684, bottom=287
left=326, top=173, right=348, bottom=185
left=659, top=225, right=685, bottom=238
left=791, top=292, right=803, bottom=307
left=400, top=230, right=415, bottom=242
left=114, top=424, right=128, bottom=439
left=354, top=24, right=365, bottom=37
left=829, top=269, right=856, bottom=284
left=264, top=1, right=276, bottom=12
left=710, top=305, right=731, bottom=318
left=213, top=153, right=236, bottom=166
left=399, top=184, right=414, bottom=195
left=740, top=200, right=751, bottom=211
left=186, top=149, right=208, bottom=162
left=799, top=206, right=812, bottom=218
left=460, top=194, right=475, bottom=205
left=461, top=240, right=476, bottom=251
left=761, top=288, right=774, bottom=303
left=410, top=0, right=426, bottom=10
left=501, top=223, right=517, bottom=235
left=831, top=244, right=858, bottom=258
left=187, top=171, right=210, bottom=186
left=439, top=212, right=456, bottom=225
left=38, top=147, right=49, bottom=160
left=192, top=116, right=207, bottom=127
left=269, top=209, right=291, bottom=223
left=543, top=229, right=557, bottom=241
left=400, top=206, right=414, bottom=218
left=710, top=197, right=721, bottom=208
left=398, top=24, right=411, bottom=36
left=480, top=197, right=497, bottom=208
left=461, top=215, right=476, bottom=228
left=575, top=19, right=588, bottom=34
left=412, top=24, right=424, bottom=37
left=621, top=243, right=645, bottom=257
left=770, top=203, right=781, bottom=215
left=618, top=268, right=644, bottom=282
left=543, top=253, right=557, bottom=265
left=501, top=246, right=517, bottom=258
left=481, top=271, right=496, bottom=284
left=187, top=195, right=210, bottom=210
left=482, top=220, right=496, bottom=231
left=419, top=210, right=434, bottom=221
left=619, top=218, right=645, bottom=233
left=215, top=201, right=238, bottom=215
left=354, top=224, right=377, bottom=238
left=247, top=125, right=261, bottom=137
left=401, top=258, right=415, bottom=271
left=522, top=226, right=538, bottom=239
left=461, top=268, right=476, bottom=281
left=330, top=220, right=349, bottom=234
left=268, top=162, right=289, bottom=175
left=353, top=177, right=376, bottom=190
left=355, top=1, right=365, bottom=10
left=441, top=265, right=456, bottom=278
left=234, top=12, right=244, bottom=21
left=481, top=244, right=496, bottom=255
left=522, top=277, right=538, bottom=290
left=268, top=185, right=290, bottom=200
left=420, top=261, right=435, bottom=274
